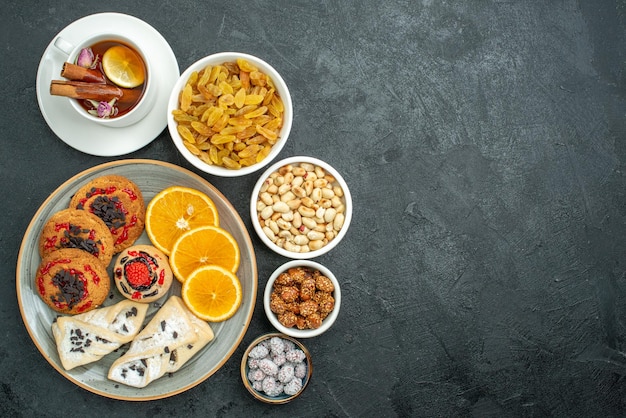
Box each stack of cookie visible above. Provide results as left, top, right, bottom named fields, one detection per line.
left=35, top=174, right=166, bottom=314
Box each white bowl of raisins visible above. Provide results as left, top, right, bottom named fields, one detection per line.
left=263, top=260, right=341, bottom=338
left=167, top=52, right=293, bottom=177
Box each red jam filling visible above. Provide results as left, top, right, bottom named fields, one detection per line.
left=125, top=260, right=151, bottom=288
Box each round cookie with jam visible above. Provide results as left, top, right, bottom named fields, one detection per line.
left=35, top=248, right=111, bottom=315
left=69, top=174, right=145, bottom=254
left=38, top=208, right=115, bottom=266
left=113, top=245, right=173, bottom=303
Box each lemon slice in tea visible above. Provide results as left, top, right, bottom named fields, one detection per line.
left=102, top=45, right=146, bottom=88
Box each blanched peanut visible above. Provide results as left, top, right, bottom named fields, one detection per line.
left=260, top=206, right=274, bottom=220
left=298, top=206, right=315, bottom=218
left=263, top=226, right=276, bottom=241
left=324, top=208, right=337, bottom=223
left=292, top=176, right=304, bottom=187
left=311, top=188, right=322, bottom=202
left=267, top=220, right=279, bottom=234
left=280, top=191, right=296, bottom=202
left=309, top=240, right=325, bottom=251
left=314, top=178, right=328, bottom=188
left=260, top=192, right=273, bottom=206
left=322, top=188, right=335, bottom=199
left=278, top=164, right=292, bottom=175
left=276, top=218, right=291, bottom=230
left=292, top=186, right=306, bottom=198
left=303, top=180, right=313, bottom=196
left=292, top=212, right=302, bottom=228
left=301, top=197, right=315, bottom=208
left=256, top=161, right=347, bottom=253
left=284, top=241, right=300, bottom=252
left=278, top=183, right=291, bottom=195
left=333, top=213, right=344, bottom=231
left=307, top=230, right=325, bottom=241
left=287, top=199, right=301, bottom=210
left=272, top=201, right=290, bottom=213
left=294, top=235, right=309, bottom=245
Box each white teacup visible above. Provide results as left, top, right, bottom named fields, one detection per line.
left=53, top=33, right=156, bottom=128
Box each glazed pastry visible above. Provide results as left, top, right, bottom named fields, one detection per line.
left=35, top=248, right=110, bottom=315
left=38, top=208, right=114, bottom=266
left=52, top=300, right=148, bottom=370
left=69, top=174, right=145, bottom=253
left=166, top=312, right=215, bottom=373
left=108, top=296, right=214, bottom=388
left=113, top=245, right=173, bottom=303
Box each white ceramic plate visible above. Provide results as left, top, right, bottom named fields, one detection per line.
left=35, top=13, right=180, bottom=156
left=16, top=160, right=258, bottom=400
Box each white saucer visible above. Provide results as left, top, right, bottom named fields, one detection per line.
left=36, top=13, right=180, bottom=156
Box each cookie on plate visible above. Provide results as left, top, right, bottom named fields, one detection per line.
left=35, top=248, right=110, bottom=315
left=113, top=245, right=173, bottom=303
left=38, top=208, right=115, bottom=266
left=69, top=174, right=145, bottom=253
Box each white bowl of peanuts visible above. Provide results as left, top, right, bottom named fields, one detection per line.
left=264, top=260, right=341, bottom=338
left=167, top=52, right=293, bottom=176
left=250, top=156, right=352, bottom=259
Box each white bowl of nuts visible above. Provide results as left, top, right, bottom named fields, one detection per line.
left=264, top=260, right=341, bottom=338
left=167, top=52, right=293, bottom=177
left=250, top=156, right=352, bottom=258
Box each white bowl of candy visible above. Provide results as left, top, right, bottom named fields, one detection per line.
left=264, top=260, right=341, bottom=338
left=240, top=333, right=312, bottom=404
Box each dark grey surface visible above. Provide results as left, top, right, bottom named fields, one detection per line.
left=1, top=1, right=625, bottom=416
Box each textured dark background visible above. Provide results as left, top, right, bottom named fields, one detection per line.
left=1, top=1, right=625, bottom=416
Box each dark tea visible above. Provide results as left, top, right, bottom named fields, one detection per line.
left=75, top=40, right=147, bottom=119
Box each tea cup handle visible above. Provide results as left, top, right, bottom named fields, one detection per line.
left=53, top=37, right=74, bottom=55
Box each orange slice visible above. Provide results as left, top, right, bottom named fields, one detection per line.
left=181, top=265, right=242, bottom=322
left=102, top=45, right=146, bottom=88
left=170, top=225, right=240, bottom=282
left=145, top=186, right=219, bottom=255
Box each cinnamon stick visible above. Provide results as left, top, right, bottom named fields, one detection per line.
left=61, top=62, right=106, bottom=83
left=50, top=80, right=142, bottom=104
